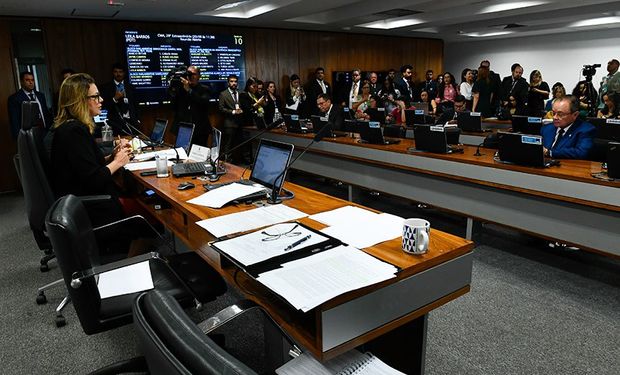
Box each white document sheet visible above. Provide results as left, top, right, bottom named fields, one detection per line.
left=257, top=245, right=397, bottom=312
left=186, top=182, right=265, bottom=209
left=321, top=213, right=404, bottom=249
left=196, top=204, right=307, bottom=238
left=308, top=205, right=379, bottom=226
left=133, top=147, right=188, bottom=162
left=124, top=160, right=174, bottom=171
left=276, top=350, right=406, bottom=375
left=97, top=261, right=154, bottom=299
left=214, top=223, right=329, bottom=266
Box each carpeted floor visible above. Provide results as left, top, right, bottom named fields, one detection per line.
left=0, top=176, right=618, bottom=374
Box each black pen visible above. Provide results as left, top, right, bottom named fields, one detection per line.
left=284, top=234, right=311, bottom=252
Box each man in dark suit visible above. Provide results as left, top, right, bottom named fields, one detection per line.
left=541, top=95, right=595, bottom=159
left=341, top=68, right=362, bottom=110
left=100, top=63, right=140, bottom=136
left=317, top=93, right=344, bottom=132
left=218, top=74, right=245, bottom=159
left=306, top=67, right=331, bottom=115
left=419, top=70, right=438, bottom=101
left=435, top=95, right=468, bottom=125
left=500, top=63, right=529, bottom=109
left=169, top=65, right=211, bottom=146
left=394, top=64, right=416, bottom=105
left=480, top=60, right=502, bottom=114
left=7, top=71, right=52, bottom=139
left=367, top=72, right=380, bottom=96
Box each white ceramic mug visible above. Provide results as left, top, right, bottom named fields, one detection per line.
left=402, top=218, right=430, bottom=255
left=155, top=155, right=169, bottom=178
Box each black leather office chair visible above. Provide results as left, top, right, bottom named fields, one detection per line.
left=45, top=194, right=227, bottom=334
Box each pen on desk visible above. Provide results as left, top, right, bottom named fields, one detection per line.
left=284, top=234, right=311, bottom=252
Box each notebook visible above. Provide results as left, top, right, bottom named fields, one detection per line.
left=149, top=118, right=168, bottom=144
left=175, top=122, right=194, bottom=153
left=497, top=131, right=557, bottom=168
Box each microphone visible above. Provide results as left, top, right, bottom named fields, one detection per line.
left=267, top=121, right=333, bottom=204
left=474, top=142, right=484, bottom=156
left=208, top=117, right=284, bottom=182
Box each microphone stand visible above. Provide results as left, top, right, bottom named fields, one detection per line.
left=267, top=123, right=333, bottom=204
left=474, top=142, right=484, bottom=156
left=208, top=118, right=284, bottom=182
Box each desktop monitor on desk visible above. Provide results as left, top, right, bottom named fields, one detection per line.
left=587, top=117, right=620, bottom=161
left=283, top=114, right=307, bottom=133
left=365, top=108, right=386, bottom=123
left=357, top=121, right=400, bottom=145
left=175, top=122, right=194, bottom=153
left=497, top=132, right=554, bottom=168
left=457, top=112, right=484, bottom=132
left=511, top=115, right=542, bottom=135
left=607, top=142, right=620, bottom=178
left=411, top=125, right=451, bottom=153
left=405, top=109, right=433, bottom=126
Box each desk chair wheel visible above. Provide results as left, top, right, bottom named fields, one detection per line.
left=36, top=292, right=47, bottom=305
left=55, top=315, right=66, bottom=327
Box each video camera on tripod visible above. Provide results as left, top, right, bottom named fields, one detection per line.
left=582, top=64, right=601, bottom=82
left=166, top=64, right=190, bottom=97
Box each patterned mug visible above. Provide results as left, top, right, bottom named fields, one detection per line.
left=402, top=219, right=430, bottom=255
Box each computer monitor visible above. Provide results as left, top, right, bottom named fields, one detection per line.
left=457, top=112, right=483, bottom=132
left=404, top=109, right=432, bottom=126
left=149, top=118, right=168, bottom=144
left=588, top=117, right=620, bottom=161
left=175, top=122, right=194, bottom=153
left=310, top=115, right=333, bottom=138
left=412, top=124, right=449, bottom=153
left=250, top=139, right=295, bottom=196
left=607, top=142, right=620, bottom=178
left=497, top=132, right=547, bottom=167
left=283, top=114, right=306, bottom=133
left=511, top=115, right=542, bottom=135
left=365, top=108, right=385, bottom=123
left=93, top=109, right=108, bottom=126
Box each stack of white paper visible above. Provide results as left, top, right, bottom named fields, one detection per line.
left=276, top=350, right=405, bottom=375
left=187, top=182, right=265, bottom=209
left=133, top=147, right=188, bottom=162
left=196, top=204, right=307, bottom=238
left=214, top=223, right=328, bottom=266
left=124, top=160, right=173, bottom=171
left=309, top=206, right=404, bottom=248
left=257, top=245, right=397, bottom=312
left=97, top=261, right=154, bottom=299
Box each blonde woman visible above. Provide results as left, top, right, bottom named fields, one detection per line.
left=527, top=70, right=550, bottom=116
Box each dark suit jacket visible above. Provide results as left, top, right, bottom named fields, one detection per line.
left=325, top=104, right=344, bottom=132
left=394, top=77, right=418, bottom=104
left=218, top=89, right=244, bottom=129
left=8, top=90, right=52, bottom=139
left=419, top=80, right=438, bottom=100
left=100, top=80, right=139, bottom=135
left=500, top=77, right=529, bottom=105
left=541, top=119, right=596, bottom=159
left=170, top=83, right=211, bottom=146
left=306, top=79, right=332, bottom=114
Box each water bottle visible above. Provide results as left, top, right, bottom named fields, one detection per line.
left=101, top=121, right=113, bottom=143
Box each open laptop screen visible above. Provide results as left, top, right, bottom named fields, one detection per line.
left=150, top=119, right=168, bottom=144
left=175, top=122, right=194, bottom=153
left=250, top=139, right=294, bottom=194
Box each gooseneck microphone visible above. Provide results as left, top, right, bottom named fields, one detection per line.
left=267, top=121, right=334, bottom=204
left=208, top=118, right=285, bottom=182
left=474, top=142, right=484, bottom=156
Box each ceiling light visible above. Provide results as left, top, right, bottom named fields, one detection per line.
left=479, top=1, right=545, bottom=14
left=570, top=16, right=620, bottom=27
left=357, top=18, right=423, bottom=30
left=199, top=0, right=299, bottom=19
left=215, top=1, right=252, bottom=11
left=412, top=27, right=438, bottom=33
left=462, top=31, right=514, bottom=37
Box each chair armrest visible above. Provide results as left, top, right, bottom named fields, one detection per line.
left=78, top=195, right=113, bottom=207
left=69, top=252, right=163, bottom=289
left=198, top=299, right=301, bottom=357
left=93, top=215, right=173, bottom=253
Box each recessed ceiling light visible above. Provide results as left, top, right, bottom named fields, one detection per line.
left=215, top=1, right=252, bottom=11
left=479, top=1, right=546, bottom=14
left=357, top=18, right=423, bottom=30
left=198, top=0, right=299, bottom=19
left=462, top=31, right=514, bottom=37
left=570, top=16, right=620, bottom=27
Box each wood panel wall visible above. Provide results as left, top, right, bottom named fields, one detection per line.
left=0, top=16, right=443, bottom=192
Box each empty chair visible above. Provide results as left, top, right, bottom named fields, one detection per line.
left=45, top=194, right=227, bottom=334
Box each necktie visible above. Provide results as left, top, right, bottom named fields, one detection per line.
left=233, top=91, right=237, bottom=103
left=552, top=128, right=565, bottom=149
left=28, top=93, right=35, bottom=101
left=320, top=80, right=326, bottom=93
left=353, top=82, right=358, bottom=98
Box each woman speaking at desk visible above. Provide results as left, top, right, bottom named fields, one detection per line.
left=47, top=73, right=139, bottom=251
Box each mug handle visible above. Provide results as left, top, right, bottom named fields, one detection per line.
left=417, top=230, right=429, bottom=252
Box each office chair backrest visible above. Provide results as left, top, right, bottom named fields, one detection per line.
left=17, top=124, right=55, bottom=248
left=45, top=194, right=110, bottom=334
left=133, top=290, right=257, bottom=375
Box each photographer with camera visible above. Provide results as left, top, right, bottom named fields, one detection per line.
left=168, top=65, right=211, bottom=146
left=598, top=59, right=620, bottom=110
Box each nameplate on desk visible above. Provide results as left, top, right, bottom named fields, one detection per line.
left=470, top=112, right=481, bottom=117
left=430, top=126, right=445, bottom=132
left=606, top=118, right=620, bottom=125
left=527, top=117, right=542, bottom=123
left=291, top=114, right=299, bottom=120
left=415, top=109, right=425, bottom=115
left=188, top=144, right=210, bottom=162
left=378, top=107, right=385, bottom=112
left=369, top=121, right=380, bottom=128
left=521, top=135, right=542, bottom=145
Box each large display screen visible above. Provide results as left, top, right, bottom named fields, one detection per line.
left=124, top=30, right=246, bottom=106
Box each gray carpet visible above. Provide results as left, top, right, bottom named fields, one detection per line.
left=0, top=180, right=618, bottom=374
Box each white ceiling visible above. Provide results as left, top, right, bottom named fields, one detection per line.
left=1, top=0, right=620, bottom=42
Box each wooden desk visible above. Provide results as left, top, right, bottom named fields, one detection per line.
left=128, top=164, right=473, bottom=373
left=248, top=129, right=620, bottom=257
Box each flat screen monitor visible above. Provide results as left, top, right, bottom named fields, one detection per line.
left=497, top=132, right=547, bottom=167
left=511, top=115, right=542, bottom=135
left=250, top=139, right=294, bottom=195
left=175, top=122, right=194, bottom=153
left=124, top=30, right=246, bottom=106
left=149, top=118, right=168, bottom=144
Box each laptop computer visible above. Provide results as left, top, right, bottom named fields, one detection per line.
left=365, top=108, right=386, bottom=123
left=175, top=122, right=194, bottom=154
left=457, top=112, right=487, bottom=133
left=497, top=131, right=558, bottom=168
left=357, top=121, right=400, bottom=145
left=511, top=115, right=542, bottom=135
left=93, top=109, right=108, bottom=126
left=283, top=114, right=307, bottom=133
left=410, top=125, right=462, bottom=154
left=248, top=138, right=295, bottom=198
left=149, top=118, right=168, bottom=145
left=607, top=142, right=620, bottom=179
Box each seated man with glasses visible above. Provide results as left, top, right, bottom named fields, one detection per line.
left=435, top=95, right=468, bottom=125
left=541, top=95, right=596, bottom=159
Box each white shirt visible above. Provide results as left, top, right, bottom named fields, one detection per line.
left=349, top=81, right=359, bottom=109
left=460, top=82, right=473, bottom=100
left=22, top=89, right=46, bottom=128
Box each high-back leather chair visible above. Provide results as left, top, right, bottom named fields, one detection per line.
left=45, top=194, right=226, bottom=335
left=16, top=102, right=56, bottom=272
left=133, top=290, right=257, bottom=375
